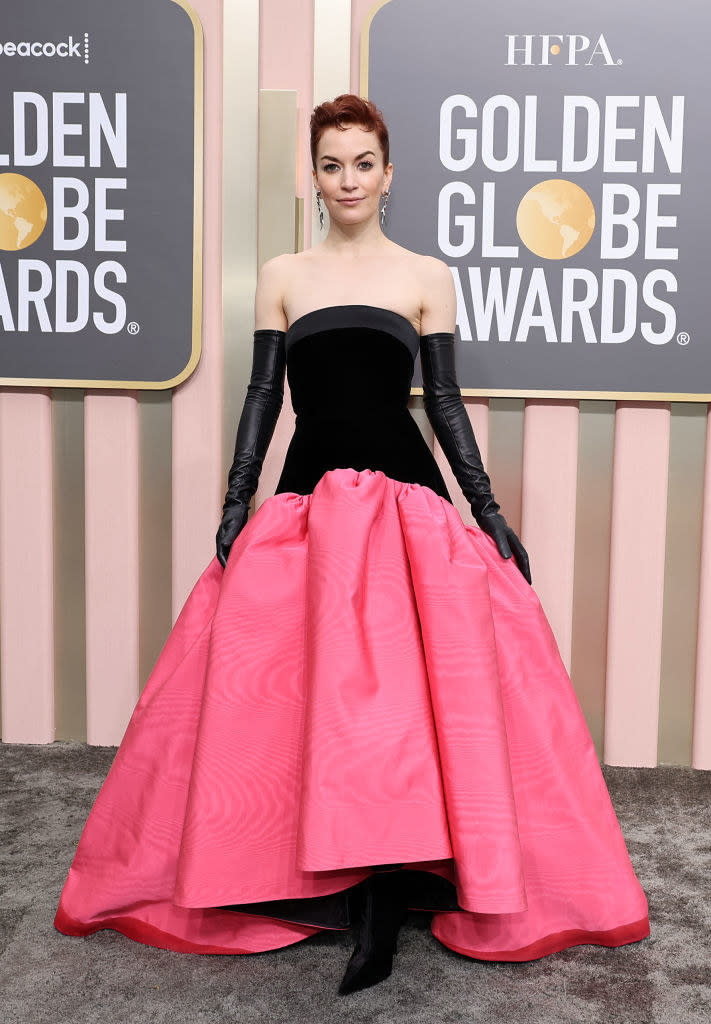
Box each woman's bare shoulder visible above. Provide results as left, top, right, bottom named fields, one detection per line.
left=387, top=243, right=451, bottom=287
left=254, top=253, right=299, bottom=331
left=257, top=251, right=311, bottom=292
left=412, top=250, right=450, bottom=280
left=258, top=251, right=301, bottom=282
left=414, top=253, right=456, bottom=334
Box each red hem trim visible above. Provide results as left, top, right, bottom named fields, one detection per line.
left=431, top=915, right=651, bottom=962
left=55, top=903, right=651, bottom=962
left=53, top=905, right=319, bottom=955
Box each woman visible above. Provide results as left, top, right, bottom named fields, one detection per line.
left=54, top=95, right=650, bottom=998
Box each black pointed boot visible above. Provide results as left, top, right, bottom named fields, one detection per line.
left=337, top=869, right=409, bottom=996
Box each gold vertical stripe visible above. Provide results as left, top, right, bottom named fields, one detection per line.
left=295, top=196, right=305, bottom=254
left=51, top=388, right=87, bottom=741
left=570, top=400, right=616, bottom=758
left=138, top=392, right=173, bottom=690
left=657, top=402, right=708, bottom=765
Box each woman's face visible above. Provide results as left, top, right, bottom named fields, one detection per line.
left=312, top=124, right=393, bottom=229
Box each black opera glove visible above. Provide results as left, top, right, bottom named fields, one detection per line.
left=419, top=332, right=532, bottom=585
left=215, top=329, right=286, bottom=569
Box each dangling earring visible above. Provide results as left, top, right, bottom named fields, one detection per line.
left=380, top=189, right=390, bottom=228
left=315, top=189, right=324, bottom=231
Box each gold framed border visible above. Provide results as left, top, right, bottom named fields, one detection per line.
left=412, top=388, right=708, bottom=402
left=0, top=0, right=204, bottom=391
left=360, top=0, right=710, bottom=403
left=359, top=0, right=393, bottom=99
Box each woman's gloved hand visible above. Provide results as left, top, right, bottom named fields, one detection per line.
left=215, top=501, right=250, bottom=570
left=216, top=329, right=286, bottom=568
left=419, top=331, right=532, bottom=585
left=475, top=510, right=531, bottom=584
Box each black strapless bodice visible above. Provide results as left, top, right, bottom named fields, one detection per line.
left=274, top=305, right=453, bottom=503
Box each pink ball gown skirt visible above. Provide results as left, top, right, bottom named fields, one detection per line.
left=54, top=466, right=650, bottom=960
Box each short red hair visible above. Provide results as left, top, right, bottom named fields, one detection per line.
left=310, top=94, right=390, bottom=170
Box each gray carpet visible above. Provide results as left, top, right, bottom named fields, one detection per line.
left=0, top=741, right=709, bottom=1023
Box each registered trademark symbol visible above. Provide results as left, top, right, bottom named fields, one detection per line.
left=677, top=331, right=690, bottom=345
left=127, top=321, right=140, bottom=335
left=617, top=58, right=623, bottom=64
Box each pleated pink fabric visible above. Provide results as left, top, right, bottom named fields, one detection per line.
left=54, top=468, right=650, bottom=960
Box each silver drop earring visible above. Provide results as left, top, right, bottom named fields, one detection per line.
left=380, top=190, right=390, bottom=228
left=315, top=189, right=324, bottom=230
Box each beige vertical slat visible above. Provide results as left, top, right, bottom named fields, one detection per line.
left=51, top=389, right=87, bottom=741
left=220, top=0, right=261, bottom=555
left=569, top=400, right=616, bottom=757
left=693, top=405, right=711, bottom=768
left=312, top=0, right=352, bottom=243
left=255, top=90, right=298, bottom=506
left=657, top=403, right=707, bottom=765
left=258, top=91, right=298, bottom=267
left=138, top=392, right=172, bottom=689
left=487, top=398, right=525, bottom=538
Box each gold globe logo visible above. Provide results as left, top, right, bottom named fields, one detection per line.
left=0, top=172, right=48, bottom=251
left=516, top=178, right=595, bottom=260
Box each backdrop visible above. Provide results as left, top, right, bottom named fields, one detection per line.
left=0, top=0, right=709, bottom=771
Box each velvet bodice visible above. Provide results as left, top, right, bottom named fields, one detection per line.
left=274, top=305, right=453, bottom=503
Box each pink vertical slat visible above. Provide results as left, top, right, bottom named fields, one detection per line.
left=84, top=394, right=139, bottom=744
left=0, top=391, right=55, bottom=742
left=604, top=403, right=671, bottom=766
left=520, top=401, right=579, bottom=670
left=692, top=405, right=711, bottom=769
left=172, top=0, right=222, bottom=619
left=261, top=0, right=314, bottom=206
